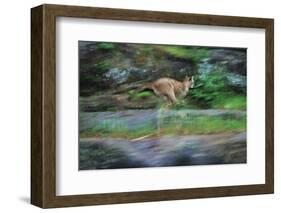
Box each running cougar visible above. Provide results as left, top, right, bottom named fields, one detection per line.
left=139, top=76, right=194, bottom=104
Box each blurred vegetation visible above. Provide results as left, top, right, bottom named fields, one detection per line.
left=160, top=46, right=210, bottom=63
left=129, top=90, right=154, bottom=101
left=80, top=111, right=246, bottom=139
left=188, top=65, right=246, bottom=108
left=97, top=42, right=115, bottom=50
left=80, top=121, right=155, bottom=139
left=213, top=95, right=246, bottom=110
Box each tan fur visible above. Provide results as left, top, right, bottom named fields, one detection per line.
left=140, top=76, right=194, bottom=104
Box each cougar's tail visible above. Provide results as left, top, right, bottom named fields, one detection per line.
left=138, top=83, right=153, bottom=92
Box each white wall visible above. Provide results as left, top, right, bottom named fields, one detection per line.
left=0, top=0, right=279, bottom=212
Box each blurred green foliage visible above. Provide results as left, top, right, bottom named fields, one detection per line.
left=161, top=46, right=210, bottom=63
left=97, top=42, right=115, bottom=50
left=213, top=95, right=246, bottom=110
left=80, top=121, right=155, bottom=139
left=188, top=65, right=246, bottom=109
left=96, top=61, right=112, bottom=71
left=80, top=112, right=246, bottom=139
left=131, top=91, right=154, bottom=101
left=182, top=116, right=246, bottom=134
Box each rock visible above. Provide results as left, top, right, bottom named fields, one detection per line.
left=226, top=73, right=247, bottom=89
left=210, top=49, right=246, bottom=75
left=198, top=58, right=213, bottom=78
left=79, top=132, right=246, bottom=169
left=80, top=94, right=158, bottom=112
left=197, top=49, right=246, bottom=91
left=105, top=68, right=130, bottom=84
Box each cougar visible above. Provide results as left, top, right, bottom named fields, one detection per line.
left=139, top=76, right=194, bottom=104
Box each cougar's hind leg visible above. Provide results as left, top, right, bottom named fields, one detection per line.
left=152, top=87, right=161, bottom=97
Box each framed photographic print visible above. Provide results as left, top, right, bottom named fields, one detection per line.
left=31, top=4, right=274, bottom=208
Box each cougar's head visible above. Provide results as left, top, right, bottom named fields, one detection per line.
left=183, top=76, right=194, bottom=89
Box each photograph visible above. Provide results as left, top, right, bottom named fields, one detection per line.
left=78, top=41, right=247, bottom=170
left=29, top=3, right=274, bottom=208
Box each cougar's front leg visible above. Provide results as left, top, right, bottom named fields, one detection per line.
left=166, top=91, right=178, bottom=104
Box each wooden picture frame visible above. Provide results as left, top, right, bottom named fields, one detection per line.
left=31, top=4, right=274, bottom=208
